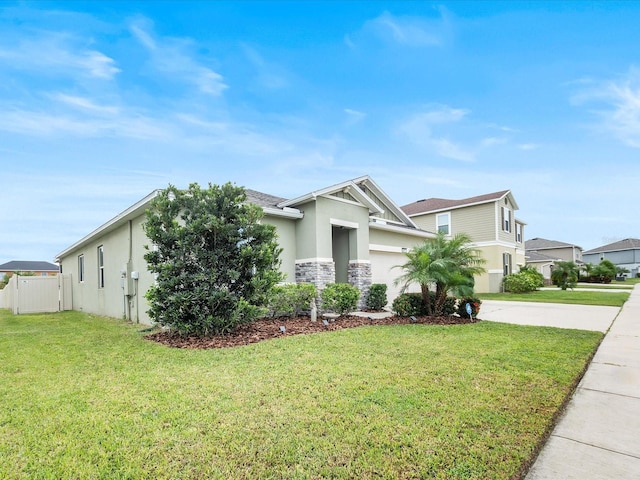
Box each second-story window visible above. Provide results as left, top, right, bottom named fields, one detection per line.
left=516, top=223, right=522, bottom=243
left=437, top=212, right=450, bottom=235
left=501, top=206, right=511, bottom=233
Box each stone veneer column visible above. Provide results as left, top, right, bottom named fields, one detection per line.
left=295, top=260, right=336, bottom=294
left=348, top=261, right=372, bottom=310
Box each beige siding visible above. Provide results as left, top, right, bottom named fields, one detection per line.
left=450, top=203, right=496, bottom=241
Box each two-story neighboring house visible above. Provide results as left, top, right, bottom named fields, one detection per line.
left=583, top=238, right=640, bottom=278
left=524, top=238, right=583, bottom=281
left=401, top=190, right=525, bottom=293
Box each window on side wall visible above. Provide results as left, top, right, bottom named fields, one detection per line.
left=516, top=223, right=522, bottom=243
left=436, top=212, right=450, bottom=235
left=78, top=254, right=85, bottom=283
left=501, top=206, right=511, bottom=233
left=97, top=246, right=105, bottom=288
left=503, top=252, right=512, bottom=276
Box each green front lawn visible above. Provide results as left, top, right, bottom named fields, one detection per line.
left=478, top=289, right=629, bottom=307
left=0, top=310, right=602, bottom=479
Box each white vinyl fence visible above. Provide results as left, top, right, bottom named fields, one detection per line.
left=0, top=274, right=72, bottom=315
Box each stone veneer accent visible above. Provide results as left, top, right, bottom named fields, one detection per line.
left=295, top=261, right=336, bottom=293
left=348, top=261, right=372, bottom=310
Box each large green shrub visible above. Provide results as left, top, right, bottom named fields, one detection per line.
left=366, top=283, right=388, bottom=310
left=503, top=267, right=544, bottom=293
left=268, top=283, right=317, bottom=317
left=144, top=183, right=283, bottom=336
left=321, top=283, right=360, bottom=316
left=391, top=292, right=456, bottom=317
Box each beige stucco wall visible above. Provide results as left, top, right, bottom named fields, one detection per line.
left=262, top=215, right=297, bottom=282
left=369, top=226, right=433, bottom=304
left=473, top=244, right=526, bottom=293
left=60, top=215, right=153, bottom=324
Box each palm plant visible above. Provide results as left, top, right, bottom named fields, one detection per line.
left=394, top=232, right=486, bottom=316
left=550, top=261, right=580, bottom=290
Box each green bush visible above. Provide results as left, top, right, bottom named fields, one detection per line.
left=366, top=284, right=388, bottom=310
left=457, top=297, right=482, bottom=318
left=503, top=267, right=544, bottom=293
left=321, top=283, right=360, bottom=316
left=392, top=293, right=426, bottom=316
left=268, top=283, right=317, bottom=317
left=391, top=292, right=456, bottom=317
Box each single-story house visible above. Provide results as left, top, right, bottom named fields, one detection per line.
left=583, top=238, right=640, bottom=278
left=55, top=176, right=435, bottom=324
left=401, top=190, right=526, bottom=293
left=0, top=260, right=60, bottom=278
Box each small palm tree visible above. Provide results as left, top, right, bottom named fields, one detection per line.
left=395, top=232, right=486, bottom=316
left=550, top=261, right=580, bottom=290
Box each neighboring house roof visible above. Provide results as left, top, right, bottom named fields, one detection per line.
left=525, top=251, right=561, bottom=263
left=401, top=189, right=516, bottom=216
left=525, top=237, right=583, bottom=251
left=0, top=260, right=59, bottom=272
left=583, top=238, right=640, bottom=254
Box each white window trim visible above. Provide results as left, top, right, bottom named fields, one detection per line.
left=78, top=254, right=85, bottom=283
left=97, top=245, right=105, bottom=289
left=436, top=212, right=451, bottom=235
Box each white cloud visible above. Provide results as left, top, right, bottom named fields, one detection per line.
left=354, top=9, right=452, bottom=48
left=396, top=105, right=474, bottom=161
left=518, top=143, right=540, bottom=150
left=129, top=19, right=227, bottom=96
left=0, top=33, right=120, bottom=79
left=572, top=67, right=640, bottom=148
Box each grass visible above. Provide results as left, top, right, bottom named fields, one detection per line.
left=0, top=310, right=602, bottom=479
left=478, top=289, right=629, bottom=307
left=575, top=283, right=634, bottom=290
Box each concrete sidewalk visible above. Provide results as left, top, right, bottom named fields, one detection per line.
left=525, top=284, right=640, bottom=479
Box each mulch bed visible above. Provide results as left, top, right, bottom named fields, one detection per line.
left=145, top=314, right=479, bottom=349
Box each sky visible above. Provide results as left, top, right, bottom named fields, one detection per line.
left=1, top=1, right=639, bottom=265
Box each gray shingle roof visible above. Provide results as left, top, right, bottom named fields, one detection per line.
left=525, top=237, right=580, bottom=251
left=245, top=189, right=288, bottom=209
left=401, top=190, right=511, bottom=216
left=525, top=251, right=561, bottom=262
left=0, top=261, right=59, bottom=272
left=583, top=238, right=640, bottom=254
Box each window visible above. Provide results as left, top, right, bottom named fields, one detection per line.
left=436, top=212, right=450, bottom=235
left=503, top=252, right=512, bottom=276
left=516, top=223, right=522, bottom=243
left=78, top=254, right=85, bottom=283
left=97, top=246, right=105, bottom=288
left=501, top=206, right=511, bottom=233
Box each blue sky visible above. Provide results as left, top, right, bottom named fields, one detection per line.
left=1, top=1, right=639, bottom=265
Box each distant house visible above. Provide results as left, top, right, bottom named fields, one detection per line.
left=583, top=238, right=640, bottom=278
left=0, top=260, right=59, bottom=278
left=401, top=190, right=525, bottom=293
left=524, top=238, right=583, bottom=280
left=525, top=238, right=583, bottom=263
left=55, top=176, right=435, bottom=324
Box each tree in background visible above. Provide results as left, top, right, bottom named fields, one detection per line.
left=394, top=232, right=486, bottom=316
left=550, top=261, right=580, bottom=290
left=144, top=183, right=283, bottom=336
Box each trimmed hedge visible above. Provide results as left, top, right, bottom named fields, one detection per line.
left=321, top=283, right=361, bottom=316
left=366, top=284, right=388, bottom=311
left=268, top=283, right=317, bottom=317
left=391, top=292, right=456, bottom=317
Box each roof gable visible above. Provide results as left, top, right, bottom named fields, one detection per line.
left=278, top=175, right=418, bottom=228
left=402, top=190, right=514, bottom=216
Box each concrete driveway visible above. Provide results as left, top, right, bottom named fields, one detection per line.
left=479, top=300, right=620, bottom=332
